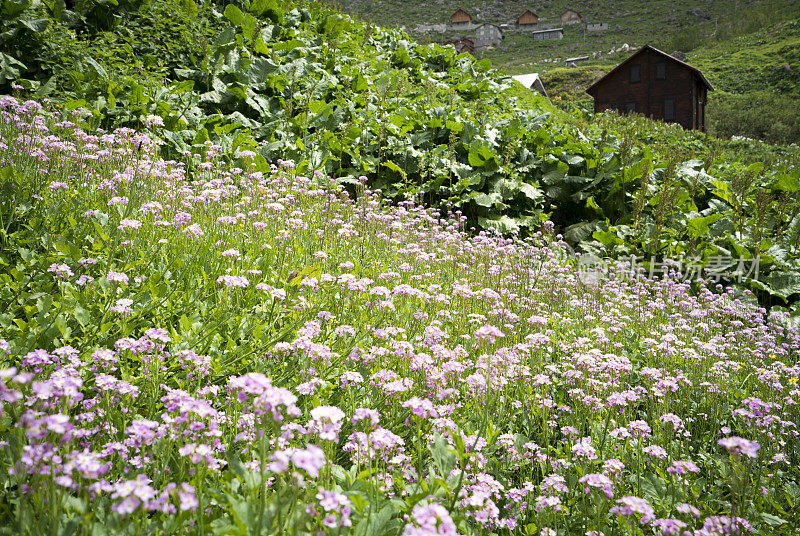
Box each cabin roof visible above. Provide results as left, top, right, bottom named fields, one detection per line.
left=511, top=73, right=549, bottom=100
left=531, top=27, right=563, bottom=33
left=512, top=73, right=540, bottom=88
left=586, top=44, right=714, bottom=96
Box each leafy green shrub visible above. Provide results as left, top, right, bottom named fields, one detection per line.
left=660, top=26, right=705, bottom=54
left=708, top=91, right=800, bottom=145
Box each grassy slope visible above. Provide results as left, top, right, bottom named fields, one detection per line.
left=689, top=19, right=800, bottom=96
left=536, top=16, right=800, bottom=143
left=332, top=0, right=789, bottom=71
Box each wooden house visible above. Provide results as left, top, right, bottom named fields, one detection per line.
left=516, top=10, right=539, bottom=26
left=560, top=9, right=582, bottom=25
left=585, top=44, right=714, bottom=131
left=450, top=8, right=472, bottom=25
left=443, top=37, right=475, bottom=55
left=531, top=27, right=563, bottom=40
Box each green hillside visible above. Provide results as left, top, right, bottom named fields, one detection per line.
left=537, top=16, right=800, bottom=144
left=331, top=0, right=798, bottom=72
left=690, top=19, right=800, bottom=143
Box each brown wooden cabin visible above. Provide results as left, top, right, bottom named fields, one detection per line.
left=516, top=10, right=539, bottom=26
left=443, top=37, right=475, bottom=55
left=585, top=44, right=714, bottom=132
left=450, top=8, right=472, bottom=25
left=560, top=9, right=582, bottom=25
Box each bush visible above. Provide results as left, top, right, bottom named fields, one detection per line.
left=708, top=90, right=800, bottom=145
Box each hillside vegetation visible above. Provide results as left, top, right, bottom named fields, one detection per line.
left=3, top=0, right=800, bottom=307
left=690, top=19, right=800, bottom=143
left=1, top=0, right=800, bottom=535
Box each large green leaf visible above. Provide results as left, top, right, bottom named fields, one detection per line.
left=354, top=504, right=396, bottom=536
left=0, top=53, right=26, bottom=83
left=19, top=18, right=48, bottom=33
left=519, top=182, right=543, bottom=203
left=710, top=180, right=734, bottom=206
left=250, top=0, right=281, bottom=22
left=81, top=56, right=108, bottom=80
left=478, top=215, right=519, bottom=233
left=223, top=3, right=244, bottom=26
left=241, top=13, right=258, bottom=42
left=542, top=161, right=569, bottom=185
left=471, top=192, right=498, bottom=208
left=765, top=272, right=800, bottom=300
left=468, top=144, right=496, bottom=169
left=428, top=435, right=456, bottom=477
left=247, top=57, right=279, bottom=85
left=565, top=220, right=603, bottom=243
left=687, top=214, right=724, bottom=238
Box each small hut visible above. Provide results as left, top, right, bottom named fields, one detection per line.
left=565, top=55, right=589, bottom=67
left=531, top=27, right=564, bottom=40
left=561, top=9, right=582, bottom=25
left=450, top=8, right=472, bottom=25
left=443, top=37, right=475, bottom=55
left=512, top=73, right=549, bottom=100
left=475, top=23, right=503, bottom=48
left=516, top=10, right=539, bottom=26
left=586, top=22, right=608, bottom=32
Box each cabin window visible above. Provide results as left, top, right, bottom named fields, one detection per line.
left=625, top=102, right=637, bottom=113
left=663, top=99, right=675, bottom=121
left=655, top=62, right=666, bottom=80
left=630, top=64, right=641, bottom=83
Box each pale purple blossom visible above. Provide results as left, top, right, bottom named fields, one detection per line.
left=107, top=271, right=129, bottom=284
left=610, top=496, right=655, bottom=524
left=474, top=325, right=505, bottom=344
left=48, top=263, right=73, bottom=278
left=402, top=503, right=459, bottom=536
left=718, top=437, right=760, bottom=459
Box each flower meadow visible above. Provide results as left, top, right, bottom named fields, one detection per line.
left=0, top=97, right=799, bottom=536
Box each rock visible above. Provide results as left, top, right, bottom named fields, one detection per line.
left=689, top=7, right=710, bottom=21
left=782, top=63, right=793, bottom=73
left=671, top=50, right=687, bottom=61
